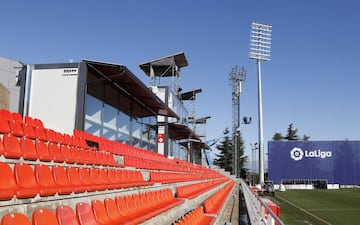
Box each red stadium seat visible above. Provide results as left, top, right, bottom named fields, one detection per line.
left=9, top=120, right=24, bottom=137
left=63, top=134, right=73, bottom=146
left=89, top=168, right=107, bottom=191
left=0, top=162, right=18, bottom=200
left=35, top=140, right=52, bottom=162
left=45, top=128, right=57, bottom=143
left=0, top=109, right=12, bottom=121
left=32, top=208, right=59, bottom=225
left=66, top=167, right=87, bottom=193
left=91, top=200, right=118, bottom=225
left=13, top=162, right=39, bottom=198
left=20, top=137, right=38, bottom=160
left=52, top=165, right=74, bottom=195
left=23, top=123, right=36, bottom=139
left=0, top=136, right=5, bottom=156
left=48, top=143, right=66, bottom=163
left=56, top=205, right=80, bottom=225
left=60, top=145, right=75, bottom=163
left=34, top=164, right=58, bottom=196
left=55, top=132, right=65, bottom=144
left=11, top=112, right=22, bottom=122
left=1, top=213, right=31, bottom=225
left=0, top=117, right=11, bottom=133
left=3, top=134, right=22, bottom=158
left=33, top=118, right=44, bottom=130
left=104, top=198, right=124, bottom=223
left=76, top=202, right=100, bottom=225
left=78, top=167, right=97, bottom=191
left=34, top=125, right=47, bottom=141
left=24, top=116, right=35, bottom=127
left=70, top=146, right=82, bottom=164
left=79, top=149, right=91, bottom=164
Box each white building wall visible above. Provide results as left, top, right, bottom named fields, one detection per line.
left=27, top=67, right=79, bottom=134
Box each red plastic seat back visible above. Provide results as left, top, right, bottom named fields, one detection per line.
left=3, top=134, right=22, bottom=158
left=35, top=164, right=58, bottom=188
left=91, top=200, right=112, bottom=225
left=104, top=198, right=121, bottom=221
left=0, top=117, right=11, bottom=134
left=56, top=205, right=80, bottom=225
left=9, top=120, right=24, bottom=137
left=48, top=143, right=65, bottom=162
left=76, top=202, right=100, bottom=225
left=1, top=213, right=31, bottom=225
left=14, top=163, right=39, bottom=189
left=35, top=140, right=52, bottom=161
left=20, top=137, right=38, bottom=160
left=32, top=208, right=59, bottom=225
left=0, top=162, right=17, bottom=200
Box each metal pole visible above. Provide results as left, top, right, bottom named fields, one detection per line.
left=257, top=59, right=265, bottom=184
left=234, top=133, right=237, bottom=177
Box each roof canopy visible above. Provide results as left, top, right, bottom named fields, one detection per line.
left=139, top=52, right=188, bottom=77
left=85, top=60, right=178, bottom=119
left=167, top=123, right=209, bottom=149
left=179, top=88, right=202, bottom=100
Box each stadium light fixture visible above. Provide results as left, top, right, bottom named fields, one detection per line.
left=249, top=21, right=272, bottom=184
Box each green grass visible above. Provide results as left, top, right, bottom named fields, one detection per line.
left=270, top=189, right=360, bottom=225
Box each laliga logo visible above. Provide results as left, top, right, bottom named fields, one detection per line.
left=290, top=147, right=304, bottom=161
left=290, top=147, right=332, bottom=161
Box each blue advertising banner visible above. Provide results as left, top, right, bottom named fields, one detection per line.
left=268, top=141, right=360, bottom=185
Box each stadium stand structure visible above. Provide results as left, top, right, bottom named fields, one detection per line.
left=0, top=109, right=237, bottom=225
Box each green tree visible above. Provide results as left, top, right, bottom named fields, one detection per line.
left=285, top=123, right=299, bottom=140
left=272, top=123, right=310, bottom=141
left=213, top=128, right=248, bottom=178
left=213, top=128, right=233, bottom=173
left=236, top=131, right=248, bottom=178
left=272, top=132, right=283, bottom=140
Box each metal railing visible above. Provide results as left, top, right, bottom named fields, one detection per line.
left=240, top=179, right=285, bottom=225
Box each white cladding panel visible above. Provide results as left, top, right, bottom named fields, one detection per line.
left=28, top=68, right=79, bottom=134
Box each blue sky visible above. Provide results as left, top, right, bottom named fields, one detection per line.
left=1, top=0, right=360, bottom=163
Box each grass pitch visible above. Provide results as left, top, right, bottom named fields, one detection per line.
left=271, top=189, right=360, bottom=225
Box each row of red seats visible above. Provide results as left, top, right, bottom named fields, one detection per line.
left=75, top=128, right=221, bottom=176
left=0, top=109, right=88, bottom=148
left=204, top=181, right=235, bottom=215
left=123, top=155, right=184, bottom=171
left=150, top=171, right=203, bottom=184
left=0, top=162, right=152, bottom=200
left=0, top=134, right=117, bottom=166
left=174, top=206, right=216, bottom=225
left=1, top=188, right=184, bottom=225
left=176, top=178, right=228, bottom=199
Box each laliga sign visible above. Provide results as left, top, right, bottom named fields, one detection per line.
left=290, top=147, right=332, bottom=161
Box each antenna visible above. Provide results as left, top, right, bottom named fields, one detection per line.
left=229, top=66, right=247, bottom=177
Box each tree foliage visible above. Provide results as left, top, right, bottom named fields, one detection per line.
left=213, top=128, right=248, bottom=178
left=272, top=123, right=310, bottom=141
left=213, top=128, right=233, bottom=173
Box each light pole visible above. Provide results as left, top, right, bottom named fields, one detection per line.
left=249, top=21, right=272, bottom=184
left=250, top=143, right=258, bottom=185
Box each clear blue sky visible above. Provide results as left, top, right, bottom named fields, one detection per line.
left=1, top=0, right=360, bottom=163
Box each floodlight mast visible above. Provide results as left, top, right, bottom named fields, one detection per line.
left=249, top=21, right=272, bottom=185
left=229, top=66, right=246, bottom=178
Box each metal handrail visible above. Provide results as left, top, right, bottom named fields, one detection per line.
left=240, top=179, right=285, bottom=225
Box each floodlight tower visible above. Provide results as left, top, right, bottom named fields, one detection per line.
left=249, top=21, right=272, bottom=184
left=229, top=66, right=246, bottom=177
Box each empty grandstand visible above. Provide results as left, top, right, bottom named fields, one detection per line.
left=0, top=55, right=241, bottom=224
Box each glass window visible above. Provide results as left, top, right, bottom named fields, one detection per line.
left=85, top=95, right=102, bottom=124
left=103, top=104, right=117, bottom=130
left=118, top=110, right=130, bottom=134
left=85, top=94, right=158, bottom=153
